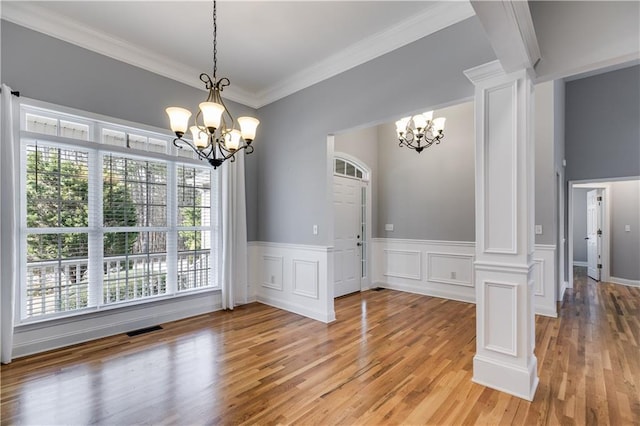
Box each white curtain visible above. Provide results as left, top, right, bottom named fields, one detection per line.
left=220, top=152, right=249, bottom=310
left=1, top=84, right=18, bottom=364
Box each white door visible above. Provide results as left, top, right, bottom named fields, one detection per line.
left=586, top=189, right=603, bottom=281
left=333, top=175, right=361, bottom=297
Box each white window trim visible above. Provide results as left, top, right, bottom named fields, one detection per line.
left=17, top=98, right=220, bottom=325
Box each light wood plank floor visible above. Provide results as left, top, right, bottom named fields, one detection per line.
left=1, top=271, right=639, bottom=425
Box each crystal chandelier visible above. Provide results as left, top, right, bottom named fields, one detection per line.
left=395, top=111, right=446, bottom=153
left=166, top=0, right=259, bottom=169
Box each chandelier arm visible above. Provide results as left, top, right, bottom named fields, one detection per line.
left=173, top=137, right=212, bottom=162
left=212, top=84, right=235, bottom=133
left=216, top=137, right=249, bottom=157
left=173, top=138, right=184, bottom=150
left=215, top=142, right=244, bottom=164
left=200, top=73, right=214, bottom=90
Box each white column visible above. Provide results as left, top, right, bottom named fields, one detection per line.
left=464, top=60, right=538, bottom=401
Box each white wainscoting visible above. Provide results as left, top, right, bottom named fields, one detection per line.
left=372, top=239, right=477, bottom=303
left=371, top=239, right=557, bottom=317
left=12, top=290, right=222, bottom=358
left=532, top=245, right=557, bottom=317
left=249, top=242, right=335, bottom=323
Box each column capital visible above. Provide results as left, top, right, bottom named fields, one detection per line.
left=464, top=60, right=505, bottom=84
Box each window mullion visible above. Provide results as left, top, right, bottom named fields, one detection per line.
left=166, top=161, right=177, bottom=295
left=88, top=149, right=103, bottom=308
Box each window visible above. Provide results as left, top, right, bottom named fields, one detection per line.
left=20, top=105, right=217, bottom=321
left=25, top=143, right=90, bottom=316
left=177, top=165, right=215, bottom=291
left=334, top=158, right=364, bottom=179
left=102, top=155, right=168, bottom=303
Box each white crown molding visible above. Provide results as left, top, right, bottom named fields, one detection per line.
left=2, top=1, right=474, bottom=109
left=463, top=60, right=505, bottom=84
left=255, top=1, right=475, bottom=107
left=0, top=1, right=259, bottom=108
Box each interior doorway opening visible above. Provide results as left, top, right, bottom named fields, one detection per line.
left=568, top=178, right=640, bottom=288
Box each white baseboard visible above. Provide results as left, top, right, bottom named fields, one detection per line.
left=257, top=295, right=335, bottom=323
left=535, top=307, right=558, bottom=318
left=13, top=292, right=221, bottom=358
left=608, top=276, right=640, bottom=288
left=559, top=281, right=568, bottom=301
left=573, top=261, right=588, bottom=267
left=375, top=281, right=475, bottom=304
left=472, top=354, right=538, bottom=401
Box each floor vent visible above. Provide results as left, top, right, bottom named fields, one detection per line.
left=371, top=287, right=385, bottom=292
left=126, top=325, right=163, bottom=337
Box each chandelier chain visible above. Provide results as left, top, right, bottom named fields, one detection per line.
left=165, top=0, right=259, bottom=169
left=212, top=0, right=217, bottom=80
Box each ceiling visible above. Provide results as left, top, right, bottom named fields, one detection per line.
left=1, top=1, right=475, bottom=108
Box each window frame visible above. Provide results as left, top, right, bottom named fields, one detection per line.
left=17, top=99, right=219, bottom=324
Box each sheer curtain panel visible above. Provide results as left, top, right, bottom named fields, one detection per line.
left=220, top=153, right=249, bottom=310
left=1, top=84, right=19, bottom=363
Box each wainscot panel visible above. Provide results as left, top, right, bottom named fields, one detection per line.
left=249, top=242, right=335, bottom=323
left=371, top=239, right=557, bottom=317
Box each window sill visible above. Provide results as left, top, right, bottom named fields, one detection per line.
left=16, top=287, right=220, bottom=331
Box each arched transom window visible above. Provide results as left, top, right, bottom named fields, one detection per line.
left=334, top=157, right=367, bottom=180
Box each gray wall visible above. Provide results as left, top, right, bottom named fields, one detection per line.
left=572, top=188, right=589, bottom=263
left=610, top=180, right=640, bottom=281
left=565, top=65, right=640, bottom=181
left=375, top=102, right=475, bottom=241
left=535, top=81, right=557, bottom=245
left=255, top=17, right=496, bottom=245
left=334, top=102, right=476, bottom=242
left=331, top=94, right=557, bottom=243
left=565, top=64, right=640, bottom=283
left=553, top=79, right=568, bottom=284
left=1, top=20, right=260, bottom=240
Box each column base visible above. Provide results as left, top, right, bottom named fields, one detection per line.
left=472, top=354, right=539, bottom=401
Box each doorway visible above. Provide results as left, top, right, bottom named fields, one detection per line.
left=568, top=181, right=611, bottom=288
left=586, top=189, right=603, bottom=281
left=333, top=154, right=369, bottom=298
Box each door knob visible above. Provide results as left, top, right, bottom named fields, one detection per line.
left=357, top=242, right=362, bottom=246
left=584, top=237, right=589, bottom=240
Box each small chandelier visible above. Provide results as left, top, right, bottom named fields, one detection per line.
left=166, top=0, right=259, bottom=169
left=395, top=111, right=446, bottom=153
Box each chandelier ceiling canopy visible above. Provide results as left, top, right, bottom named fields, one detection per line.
left=166, top=0, right=259, bottom=169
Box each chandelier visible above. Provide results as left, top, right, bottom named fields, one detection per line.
left=166, top=0, right=259, bottom=169
left=395, top=111, right=445, bottom=153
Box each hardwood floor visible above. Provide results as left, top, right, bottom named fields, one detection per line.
left=1, top=272, right=638, bottom=425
